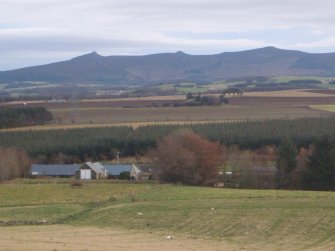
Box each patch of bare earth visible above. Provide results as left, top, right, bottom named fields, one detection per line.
left=0, top=225, right=334, bottom=251
left=0, top=225, right=236, bottom=251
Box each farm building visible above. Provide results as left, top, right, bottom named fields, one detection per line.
left=135, top=165, right=152, bottom=180
left=78, top=162, right=108, bottom=180
left=29, top=162, right=152, bottom=180
left=30, top=164, right=80, bottom=178
left=30, top=162, right=107, bottom=180
left=104, top=164, right=146, bottom=180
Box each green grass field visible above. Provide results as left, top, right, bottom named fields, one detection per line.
left=273, top=76, right=330, bottom=83
left=158, top=83, right=209, bottom=93
left=0, top=180, right=334, bottom=249
left=272, top=76, right=335, bottom=89
left=311, top=105, right=335, bottom=112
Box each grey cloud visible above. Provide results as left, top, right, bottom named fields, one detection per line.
left=0, top=36, right=135, bottom=52
left=0, top=33, right=265, bottom=53
left=1, top=0, right=335, bottom=69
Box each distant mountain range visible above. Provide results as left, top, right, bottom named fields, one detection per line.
left=1, top=47, right=335, bottom=85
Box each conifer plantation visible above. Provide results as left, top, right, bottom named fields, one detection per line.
left=1, top=117, right=334, bottom=159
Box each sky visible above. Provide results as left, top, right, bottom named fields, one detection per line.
left=1, top=0, right=335, bottom=70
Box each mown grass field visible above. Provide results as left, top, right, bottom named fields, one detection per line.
left=0, top=181, right=334, bottom=250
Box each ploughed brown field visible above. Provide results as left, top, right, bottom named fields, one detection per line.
left=49, top=106, right=330, bottom=125
left=0, top=98, right=183, bottom=109
left=304, top=89, right=335, bottom=95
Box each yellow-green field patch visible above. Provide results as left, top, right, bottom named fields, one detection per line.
left=311, top=104, right=335, bottom=112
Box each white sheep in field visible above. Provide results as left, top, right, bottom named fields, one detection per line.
left=165, top=235, right=175, bottom=240
left=137, top=212, right=143, bottom=216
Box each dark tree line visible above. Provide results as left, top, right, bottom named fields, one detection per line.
left=185, top=93, right=228, bottom=106
left=275, top=137, right=335, bottom=191
left=222, top=88, right=243, bottom=96
left=0, top=107, right=53, bottom=129
left=302, top=137, right=335, bottom=190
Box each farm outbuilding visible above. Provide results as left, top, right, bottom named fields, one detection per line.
left=135, top=165, right=152, bottom=180
left=29, top=162, right=152, bottom=180
left=104, top=164, right=143, bottom=180
left=78, top=162, right=108, bottom=180
left=30, top=164, right=80, bottom=178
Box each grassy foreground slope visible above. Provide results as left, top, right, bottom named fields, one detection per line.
left=0, top=181, right=334, bottom=250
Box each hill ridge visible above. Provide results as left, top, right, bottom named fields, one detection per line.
left=1, top=47, right=335, bottom=85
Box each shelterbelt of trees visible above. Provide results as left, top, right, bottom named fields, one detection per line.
left=0, top=107, right=53, bottom=129
left=0, top=117, right=334, bottom=190
left=0, top=117, right=334, bottom=162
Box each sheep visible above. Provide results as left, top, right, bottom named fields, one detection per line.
left=165, top=235, right=175, bottom=240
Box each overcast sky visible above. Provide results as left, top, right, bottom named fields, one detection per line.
left=1, top=0, right=335, bottom=70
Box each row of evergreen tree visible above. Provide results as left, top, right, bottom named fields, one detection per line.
left=0, top=117, right=334, bottom=162
left=0, top=107, right=53, bottom=129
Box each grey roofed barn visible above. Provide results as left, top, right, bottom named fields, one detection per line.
left=30, top=164, right=79, bottom=177
left=29, top=163, right=151, bottom=180
left=104, top=164, right=132, bottom=176
left=83, top=162, right=106, bottom=174
left=79, top=162, right=108, bottom=180
left=105, top=164, right=151, bottom=180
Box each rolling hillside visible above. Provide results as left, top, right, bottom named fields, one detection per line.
left=1, top=47, right=335, bottom=85
left=0, top=181, right=334, bottom=250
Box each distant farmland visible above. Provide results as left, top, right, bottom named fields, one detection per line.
left=1, top=89, right=335, bottom=128
left=48, top=105, right=331, bottom=125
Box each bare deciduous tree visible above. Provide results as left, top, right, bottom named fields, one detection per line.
left=0, top=147, right=30, bottom=181
left=225, top=146, right=276, bottom=189
left=151, top=130, right=223, bottom=185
